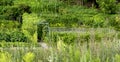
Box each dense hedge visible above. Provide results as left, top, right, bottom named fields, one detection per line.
left=0, top=4, right=31, bottom=21
left=0, top=0, right=31, bottom=26
left=0, top=31, right=28, bottom=42
left=0, top=0, right=120, bottom=29
left=0, top=0, right=14, bottom=6
left=50, top=32, right=117, bottom=44
left=0, top=20, right=20, bottom=29
left=0, top=0, right=120, bottom=43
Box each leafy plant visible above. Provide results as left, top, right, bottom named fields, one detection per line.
left=22, top=13, right=40, bottom=43
left=97, top=0, right=118, bottom=14
left=114, top=54, right=120, bottom=62
left=0, top=30, right=28, bottom=42
left=0, top=0, right=13, bottom=6
left=0, top=52, right=11, bottom=62
left=23, top=52, right=35, bottom=62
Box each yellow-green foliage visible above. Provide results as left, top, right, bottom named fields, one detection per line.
left=22, top=13, right=40, bottom=43
left=114, top=54, right=120, bottom=62
left=0, top=52, right=11, bottom=62
left=93, top=57, right=101, bottom=62
left=114, top=15, right=120, bottom=31
left=57, top=39, right=66, bottom=51
left=23, top=52, right=35, bottom=62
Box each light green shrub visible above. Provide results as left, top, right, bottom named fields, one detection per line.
left=22, top=13, right=40, bottom=43
left=114, top=54, right=120, bottom=62
left=0, top=52, right=11, bottom=62
left=23, top=52, right=35, bottom=62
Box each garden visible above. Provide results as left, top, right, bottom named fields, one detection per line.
left=0, top=0, right=120, bottom=62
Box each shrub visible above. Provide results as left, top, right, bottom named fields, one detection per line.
left=107, top=15, right=120, bottom=31
left=0, top=52, right=12, bottom=62
left=115, top=54, right=120, bottom=62
left=0, top=4, right=31, bottom=25
left=0, top=20, right=20, bottom=29
left=0, top=32, right=10, bottom=42
left=97, top=0, right=118, bottom=14
left=0, top=31, right=28, bottom=42
left=9, top=31, right=28, bottom=42
left=114, top=15, right=120, bottom=31
left=92, top=14, right=105, bottom=27
left=0, top=0, right=13, bottom=6
left=51, top=32, right=90, bottom=44
left=117, top=32, right=120, bottom=39
left=23, top=52, right=35, bottom=62
left=22, top=13, right=40, bottom=43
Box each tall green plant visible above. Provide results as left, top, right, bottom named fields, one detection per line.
left=22, top=13, right=40, bottom=43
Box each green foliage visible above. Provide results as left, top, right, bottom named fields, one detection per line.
left=0, top=0, right=120, bottom=62
left=92, top=57, right=101, bottom=62
left=0, top=0, right=13, bottom=6
left=92, top=14, right=105, bottom=27
left=37, top=22, right=49, bottom=42
left=106, top=15, right=120, bottom=31
left=0, top=42, right=30, bottom=47
left=23, top=52, right=35, bottom=62
left=9, top=31, right=28, bottom=42
left=0, top=0, right=119, bottom=28
left=51, top=32, right=76, bottom=44
left=0, top=4, right=31, bottom=22
left=0, top=52, right=11, bottom=62
left=0, top=32, right=10, bottom=42
left=0, top=31, right=28, bottom=42
left=51, top=29, right=117, bottom=45
left=117, top=32, right=120, bottom=39
left=115, top=54, right=120, bottom=62
left=0, top=20, right=20, bottom=30
left=22, top=13, right=40, bottom=43
left=97, top=0, right=118, bottom=14
left=114, top=15, right=120, bottom=31
left=0, top=39, right=120, bottom=62
left=57, top=39, right=66, bottom=51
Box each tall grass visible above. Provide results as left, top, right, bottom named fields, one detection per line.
left=0, top=39, right=120, bottom=62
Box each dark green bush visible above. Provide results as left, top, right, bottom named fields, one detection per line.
left=106, top=15, right=120, bottom=31
left=0, top=4, right=31, bottom=24
left=0, top=0, right=14, bottom=6
left=0, top=32, right=10, bottom=42
left=0, top=20, right=20, bottom=29
left=9, top=31, right=28, bottom=42
left=117, top=32, right=120, bottom=39
left=0, top=31, right=28, bottom=42
left=97, top=0, right=118, bottom=14
left=40, top=5, right=104, bottom=27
